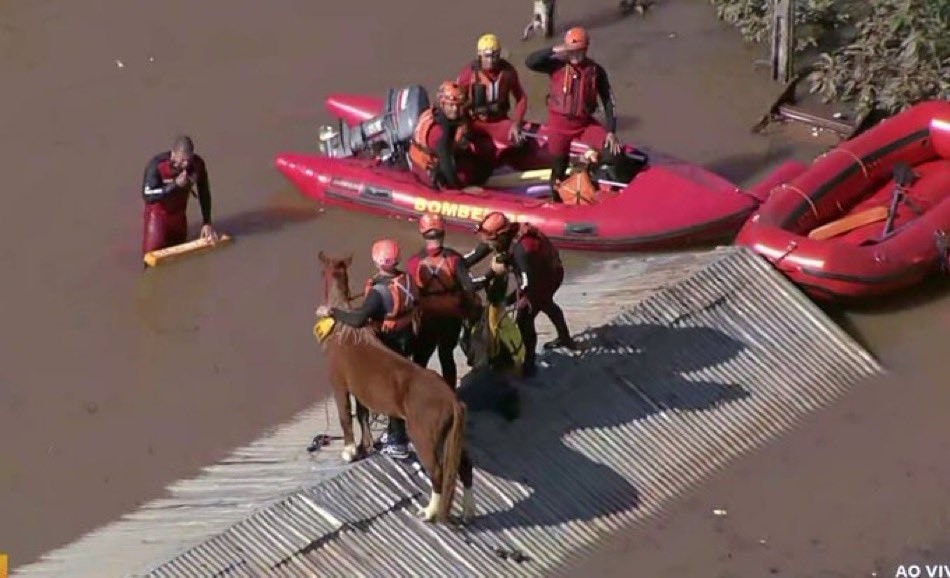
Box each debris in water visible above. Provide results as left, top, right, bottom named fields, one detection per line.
left=668, top=32, right=677, bottom=39
left=147, top=56, right=155, bottom=63
left=713, top=508, right=728, bottom=517
left=833, top=112, right=845, bottom=120
left=115, top=59, right=124, bottom=68
left=759, top=538, right=768, bottom=545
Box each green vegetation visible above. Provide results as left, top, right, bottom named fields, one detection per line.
left=709, top=0, right=949, bottom=116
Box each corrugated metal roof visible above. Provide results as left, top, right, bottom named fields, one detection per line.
left=131, top=247, right=882, bottom=578
left=17, top=249, right=729, bottom=578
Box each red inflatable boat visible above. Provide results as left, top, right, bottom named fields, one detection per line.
left=736, top=100, right=950, bottom=301
left=275, top=85, right=758, bottom=251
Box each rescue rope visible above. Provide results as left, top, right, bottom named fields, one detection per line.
left=308, top=268, right=361, bottom=453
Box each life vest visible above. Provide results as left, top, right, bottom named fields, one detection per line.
left=411, top=248, right=465, bottom=318
left=547, top=60, right=599, bottom=119
left=555, top=169, right=598, bottom=205
left=408, top=108, right=469, bottom=175
left=468, top=61, right=514, bottom=121
left=363, top=272, right=419, bottom=333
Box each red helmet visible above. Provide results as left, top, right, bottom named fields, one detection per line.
left=475, top=211, right=512, bottom=240
left=561, top=26, right=590, bottom=51
left=371, top=239, right=400, bottom=269
left=419, top=212, right=446, bottom=236
left=437, top=80, right=467, bottom=107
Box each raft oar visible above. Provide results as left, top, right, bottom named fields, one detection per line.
left=806, top=207, right=888, bottom=241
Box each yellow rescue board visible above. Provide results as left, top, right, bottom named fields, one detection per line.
left=143, top=234, right=233, bottom=267
left=806, top=206, right=888, bottom=241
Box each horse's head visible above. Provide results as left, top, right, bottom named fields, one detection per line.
left=318, top=250, right=354, bottom=308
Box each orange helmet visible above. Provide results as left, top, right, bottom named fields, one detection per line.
left=437, top=81, right=467, bottom=107
left=371, top=239, right=400, bottom=269
left=419, top=212, right=446, bottom=236
left=475, top=211, right=512, bottom=239
left=562, top=27, right=590, bottom=51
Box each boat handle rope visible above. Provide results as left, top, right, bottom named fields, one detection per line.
left=775, top=240, right=799, bottom=266
left=779, top=183, right=820, bottom=220
left=821, top=147, right=870, bottom=180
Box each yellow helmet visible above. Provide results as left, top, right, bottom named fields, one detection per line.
left=476, top=33, right=501, bottom=56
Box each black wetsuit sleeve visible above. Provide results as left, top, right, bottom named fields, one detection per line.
left=331, top=290, right=384, bottom=327
left=195, top=162, right=212, bottom=225
left=434, top=122, right=461, bottom=189
left=453, top=258, right=477, bottom=293
left=510, top=243, right=532, bottom=291
left=142, top=154, right=178, bottom=201
left=463, top=242, right=492, bottom=268
left=595, top=64, right=617, bottom=134
left=525, top=48, right=562, bottom=74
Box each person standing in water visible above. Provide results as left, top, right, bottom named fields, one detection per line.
left=141, top=135, right=218, bottom=255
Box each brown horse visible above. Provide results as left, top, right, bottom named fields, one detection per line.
left=315, top=251, right=475, bottom=523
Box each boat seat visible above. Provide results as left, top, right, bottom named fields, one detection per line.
left=807, top=206, right=889, bottom=241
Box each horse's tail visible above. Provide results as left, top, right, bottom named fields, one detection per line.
left=438, top=400, right=467, bottom=521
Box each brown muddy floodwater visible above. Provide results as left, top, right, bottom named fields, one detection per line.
left=0, top=0, right=946, bottom=574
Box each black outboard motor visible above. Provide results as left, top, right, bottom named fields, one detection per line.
left=318, top=85, right=430, bottom=164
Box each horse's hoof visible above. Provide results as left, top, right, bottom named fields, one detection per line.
left=341, top=444, right=358, bottom=462
left=419, top=491, right=441, bottom=522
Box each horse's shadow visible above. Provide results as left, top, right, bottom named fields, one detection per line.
left=458, top=321, right=750, bottom=532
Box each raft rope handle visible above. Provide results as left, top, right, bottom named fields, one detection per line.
left=822, top=147, right=870, bottom=180
left=775, top=240, right=799, bottom=267
left=779, top=183, right=821, bottom=221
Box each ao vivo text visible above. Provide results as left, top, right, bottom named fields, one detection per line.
left=896, top=565, right=950, bottom=578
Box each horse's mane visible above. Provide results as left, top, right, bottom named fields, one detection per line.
left=324, top=318, right=421, bottom=368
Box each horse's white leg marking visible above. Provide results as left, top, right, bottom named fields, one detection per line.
left=420, top=491, right=441, bottom=522
left=462, top=487, right=475, bottom=523
left=341, top=443, right=358, bottom=462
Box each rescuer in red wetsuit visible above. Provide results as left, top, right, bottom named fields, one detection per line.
left=141, top=135, right=218, bottom=255
left=525, top=27, right=623, bottom=200
left=456, top=33, right=533, bottom=169
left=406, top=213, right=480, bottom=388
left=408, top=81, right=494, bottom=190
left=465, top=212, right=574, bottom=377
